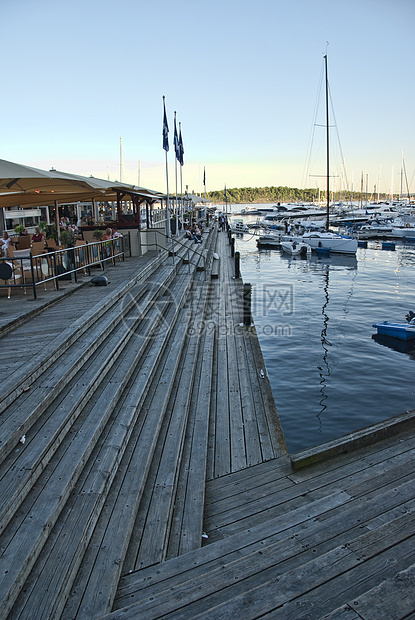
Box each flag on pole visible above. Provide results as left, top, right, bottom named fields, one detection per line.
left=174, top=114, right=180, bottom=162
left=178, top=125, right=184, bottom=166
left=203, top=166, right=206, bottom=187
left=162, top=97, right=169, bottom=152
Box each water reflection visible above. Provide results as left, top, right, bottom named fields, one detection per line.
left=372, top=333, right=415, bottom=360
left=238, top=234, right=415, bottom=452
left=312, top=257, right=358, bottom=423
left=317, top=267, right=330, bottom=425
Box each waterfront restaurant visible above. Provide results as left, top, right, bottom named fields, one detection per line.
left=0, top=159, right=169, bottom=256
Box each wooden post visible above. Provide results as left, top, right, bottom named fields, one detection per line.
left=231, top=237, right=235, bottom=257
left=243, top=283, right=252, bottom=326
left=234, top=251, right=240, bottom=279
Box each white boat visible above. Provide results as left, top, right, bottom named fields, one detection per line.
left=260, top=214, right=285, bottom=230
left=240, top=206, right=261, bottom=215
left=280, top=240, right=311, bottom=256
left=284, top=231, right=358, bottom=254
left=256, top=234, right=282, bottom=248
left=230, top=219, right=250, bottom=234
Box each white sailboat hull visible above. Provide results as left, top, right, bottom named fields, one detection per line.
left=283, top=232, right=358, bottom=254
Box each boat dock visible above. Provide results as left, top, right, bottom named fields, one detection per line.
left=0, top=222, right=414, bottom=619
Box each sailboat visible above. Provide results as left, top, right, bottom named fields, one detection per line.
left=285, top=54, right=358, bottom=255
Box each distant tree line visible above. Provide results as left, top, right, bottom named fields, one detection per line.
left=206, top=186, right=389, bottom=204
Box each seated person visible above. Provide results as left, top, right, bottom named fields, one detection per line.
left=31, top=227, right=44, bottom=243
left=183, top=224, right=193, bottom=240
left=101, top=228, right=113, bottom=241
left=191, top=224, right=202, bottom=243
left=112, top=227, right=122, bottom=239
left=1, top=231, right=15, bottom=256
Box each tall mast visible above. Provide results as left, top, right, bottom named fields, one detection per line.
left=119, top=137, right=124, bottom=183
left=324, top=54, right=330, bottom=230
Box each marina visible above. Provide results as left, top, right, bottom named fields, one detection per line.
left=230, top=207, right=415, bottom=453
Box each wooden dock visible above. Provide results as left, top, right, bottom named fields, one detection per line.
left=0, top=223, right=414, bottom=619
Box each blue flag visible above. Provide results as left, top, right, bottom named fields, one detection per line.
left=174, top=116, right=180, bottom=162
left=203, top=167, right=206, bottom=186
left=178, top=126, right=184, bottom=166
left=162, top=98, right=169, bottom=152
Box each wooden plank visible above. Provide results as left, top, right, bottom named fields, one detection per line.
left=113, top=491, right=350, bottom=612
left=109, top=495, right=356, bottom=619
left=173, top=324, right=216, bottom=556
left=0, top=275, right=191, bottom=617
left=289, top=425, right=415, bottom=484
left=57, top=274, right=203, bottom=617
left=204, top=455, right=291, bottom=502
left=346, top=562, right=415, bottom=620
left=291, top=409, right=415, bottom=470
left=318, top=607, right=362, bottom=620
left=203, top=457, right=415, bottom=539
left=226, top=284, right=246, bottom=473
left=213, top=277, right=231, bottom=477
left=0, top=282, right=172, bottom=533
left=271, top=532, right=415, bottom=619
left=138, top=530, right=415, bottom=620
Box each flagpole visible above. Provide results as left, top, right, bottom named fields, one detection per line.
left=174, top=111, right=178, bottom=235
left=179, top=121, right=184, bottom=230
left=165, top=149, right=170, bottom=237
left=162, top=96, right=171, bottom=238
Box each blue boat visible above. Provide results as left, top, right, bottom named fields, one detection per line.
left=372, top=321, right=415, bottom=341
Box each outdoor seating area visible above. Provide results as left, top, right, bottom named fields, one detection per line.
left=0, top=234, right=130, bottom=299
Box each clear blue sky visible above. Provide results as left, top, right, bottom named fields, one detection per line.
left=1, top=0, right=414, bottom=197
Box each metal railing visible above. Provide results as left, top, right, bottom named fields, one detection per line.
left=0, top=233, right=131, bottom=300
left=141, top=227, right=208, bottom=271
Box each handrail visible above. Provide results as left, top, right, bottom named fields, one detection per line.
left=0, top=235, right=130, bottom=300
left=141, top=227, right=207, bottom=266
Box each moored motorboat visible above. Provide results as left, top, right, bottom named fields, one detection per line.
left=283, top=231, right=358, bottom=254
left=280, top=240, right=311, bottom=256
left=256, top=233, right=282, bottom=248
left=229, top=219, right=250, bottom=234
left=372, top=312, right=415, bottom=341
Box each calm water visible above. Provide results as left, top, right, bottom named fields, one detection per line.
left=230, top=207, right=415, bottom=453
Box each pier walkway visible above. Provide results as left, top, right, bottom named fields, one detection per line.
left=0, top=222, right=414, bottom=619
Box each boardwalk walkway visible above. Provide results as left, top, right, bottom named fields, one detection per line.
left=0, top=223, right=414, bottom=619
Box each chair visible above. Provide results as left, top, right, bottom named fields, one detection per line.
left=31, top=241, right=47, bottom=256
left=1, top=246, right=24, bottom=298
left=10, top=248, right=33, bottom=282
left=46, top=238, right=63, bottom=251
left=15, top=235, right=31, bottom=250
left=75, top=240, right=88, bottom=273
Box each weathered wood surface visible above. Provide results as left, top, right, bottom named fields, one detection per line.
left=109, top=420, right=415, bottom=619
left=2, top=223, right=413, bottom=619
left=0, top=224, right=287, bottom=619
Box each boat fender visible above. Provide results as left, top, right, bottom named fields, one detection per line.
left=406, top=223, right=410, bottom=228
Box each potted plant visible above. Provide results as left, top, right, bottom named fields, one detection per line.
left=45, top=223, right=59, bottom=249
left=60, top=229, right=75, bottom=248
left=38, top=220, right=48, bottom=235
left=13, top=223, right=31, bottom=250
left=13, top=224, right=26, bottom=235
left=93, top=229, right=104, bottom=241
